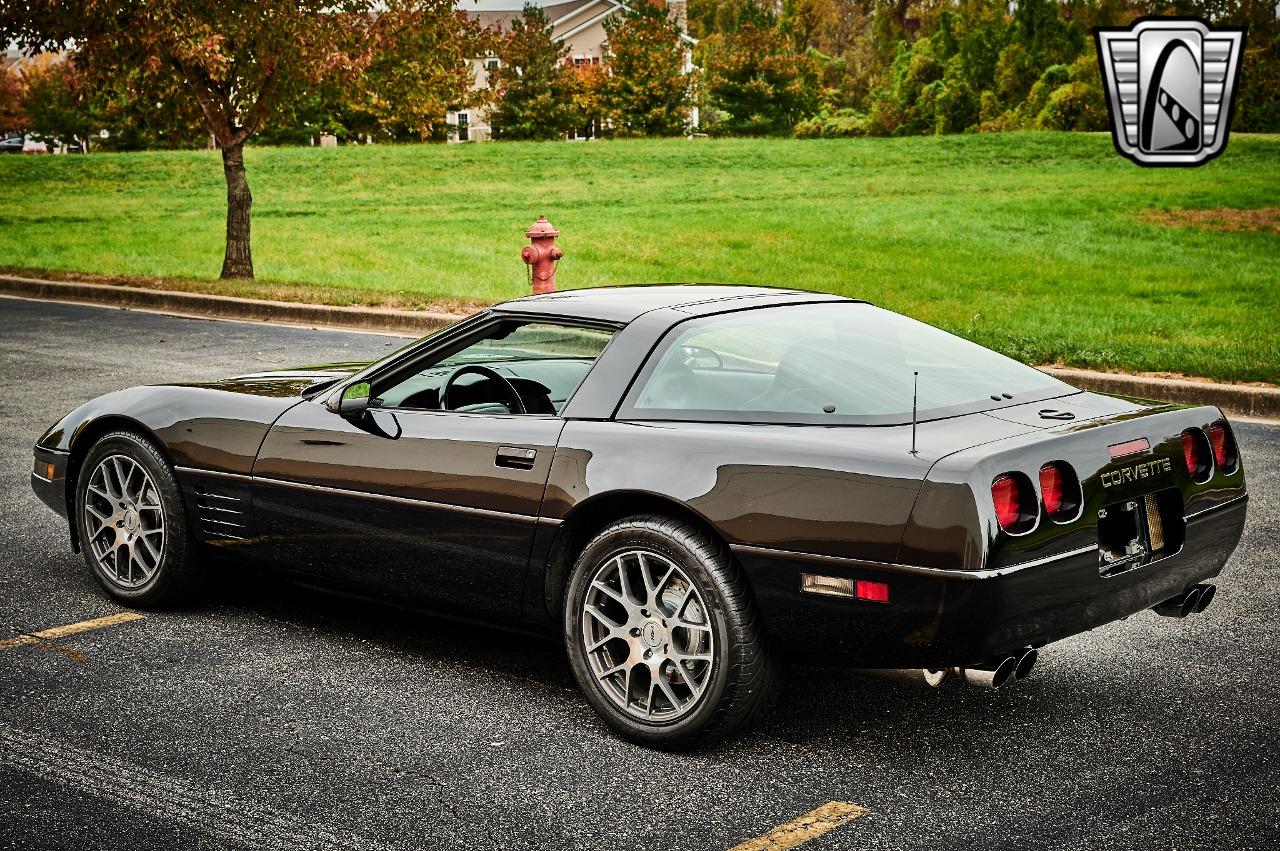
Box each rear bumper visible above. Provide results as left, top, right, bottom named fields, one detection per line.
left=31, top=446, right=70, bottom=518
left=733, top=493, right=1248, bottom=668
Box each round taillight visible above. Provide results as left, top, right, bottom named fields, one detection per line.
left=1039, top=462, right=1081, bottom=523
left=1208, top=421, right=1238, bottom=473
left=1182, top=429, right=1212, bottom=483
left=992, top=472, right=1037, bottom=534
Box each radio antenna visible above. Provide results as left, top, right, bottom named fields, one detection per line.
left=910, top=371, right=919, bottom=456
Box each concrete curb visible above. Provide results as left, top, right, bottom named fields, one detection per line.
left=0, top=274, right=461, bottom=337
left=1042, top=367, right=1279, bottom=423
left=3, top=273, right=1276, bottom=422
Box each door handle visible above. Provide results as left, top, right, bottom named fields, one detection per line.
left=495, top=445, right=537, bottom=470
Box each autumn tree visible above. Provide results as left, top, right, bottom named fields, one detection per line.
left=16, top=53, right=213, bottom=152
left=94, top=66, right=210, bottom=151
left=344, top=8, right=491, bottom=141
left=487, top=4, right=581, bottom=140
left=602, top=1, right=693, bottom=136
left=0, top=65, right=24, bottom=135
left=19, top=59, right=94, bottom=149
left=1, top=1, right=483, bottom=279
left=570, top=62, right=609, bottom=139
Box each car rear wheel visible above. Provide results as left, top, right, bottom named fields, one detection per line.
left=76, top=431, right=203, bottom=607
left=563, top=515, right=776, bottom=749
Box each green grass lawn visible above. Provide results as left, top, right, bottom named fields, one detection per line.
left=1, top=132, right=1277, bottom=383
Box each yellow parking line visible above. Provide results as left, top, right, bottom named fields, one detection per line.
left=0, top=612, right=145, bottom=651
left=730, top=801, right=868, bottom=851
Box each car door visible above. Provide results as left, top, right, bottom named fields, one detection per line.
left=248, top=315, right=615, bottom=620
left=250, top=403, right=562, bottom=619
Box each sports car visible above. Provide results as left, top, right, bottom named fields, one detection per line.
left=31, top=285, right=1247, bottom=747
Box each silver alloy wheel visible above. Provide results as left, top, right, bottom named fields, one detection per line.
left=580, top=549, right=715, bottom=722
left=82, top=454, right=165, bottom=588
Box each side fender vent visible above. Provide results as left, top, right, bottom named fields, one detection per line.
left=193, top=485, right=249, bottom=541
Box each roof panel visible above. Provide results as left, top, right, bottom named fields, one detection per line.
left=495, top=284, right=849, bottom=323
left=462, top=0, right=612, bottom=32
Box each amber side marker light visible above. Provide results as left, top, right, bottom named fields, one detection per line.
left=800, top=574, right=890, bottom=603
left=35, top=461, right=55, bottom=480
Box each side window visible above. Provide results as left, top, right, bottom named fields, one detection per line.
left=630, top=315, right=827, bottom=414
left=373, top=321, right=614, bottom=415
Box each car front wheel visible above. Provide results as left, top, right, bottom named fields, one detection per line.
left=563, top=515, right=776, bottom=749
left=76, top=431, right=203, bottom=607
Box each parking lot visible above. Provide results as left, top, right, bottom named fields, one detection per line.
left=1, top=296, right=1277, bottom=850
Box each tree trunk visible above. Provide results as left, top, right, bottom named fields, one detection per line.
left=220, top=141, right=254, bottom=279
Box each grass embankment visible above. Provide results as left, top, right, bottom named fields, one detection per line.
left=0, top=133, right=1276, bottom=383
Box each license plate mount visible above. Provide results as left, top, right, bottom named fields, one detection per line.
left=1097, top=490, right=1184, bottom=578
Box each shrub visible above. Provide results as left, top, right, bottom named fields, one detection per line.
left=793, top=107, right=869, bottom=137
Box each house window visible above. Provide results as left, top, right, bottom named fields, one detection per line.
left=457, top=112, right=469, bottom=142
left=485, top=57, right=500, bottom=70
left=573, top=56, right=587, bottom=66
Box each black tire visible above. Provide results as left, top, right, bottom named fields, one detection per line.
left=75, top=431, right=204, bottom=607
left=563, top=515, right=777, bottom=749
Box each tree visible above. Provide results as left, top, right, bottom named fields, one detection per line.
left=570, top=61, right=610, bottom=139
left=602, top=1, right=693, bottom=136
left=486, top=4, right=581, bottom=140
left=19, top=58, right=94, bottom=149
left=702, top=4, right=818, bottom=135
left=342, top=7, right=491, bottom=141
left=1, top=1, right=482, bottom=279
left=0, top=65, right=24, bottom=135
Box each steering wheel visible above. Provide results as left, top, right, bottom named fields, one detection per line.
left=440, top=364, right=527, bottom=414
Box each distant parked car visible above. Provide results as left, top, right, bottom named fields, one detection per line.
left=22, top=136, right=49, bottom=153
left=0, top=135, right=23, bottom=154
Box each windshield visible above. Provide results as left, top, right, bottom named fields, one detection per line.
left=622, top=302, right=1074, bottom=425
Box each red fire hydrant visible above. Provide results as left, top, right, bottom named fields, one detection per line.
left=521, top=215, right=562, bottom=294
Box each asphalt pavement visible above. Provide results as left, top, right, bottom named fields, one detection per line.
left=1, top=296, right=1277, bottom=850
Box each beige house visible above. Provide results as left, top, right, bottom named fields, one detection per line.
left=449, top=0, right=695, bottom=141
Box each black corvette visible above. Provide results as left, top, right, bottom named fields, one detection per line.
left=32, top=285, right=1247, bottom=747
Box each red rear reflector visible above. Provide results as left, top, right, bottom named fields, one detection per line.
left=855, top=580, right=889, bottom=603
left=1182, top=431, right=1202, bottom=476
left=1109, top=438, right=1150, bottom=459
left=1039, top=464, right=1064, bottom=516
left=1209, top=424, right=1230, bottom=468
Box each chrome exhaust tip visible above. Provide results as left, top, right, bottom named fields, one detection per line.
left=1014, top=646, right=1038, bottom=680
left=1192, top=583, right=1216, bottom=613
left=955, top=655, right=1019, bottom=690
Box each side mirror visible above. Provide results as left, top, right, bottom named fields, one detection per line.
left=337, top=381, right=371, bottom=418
